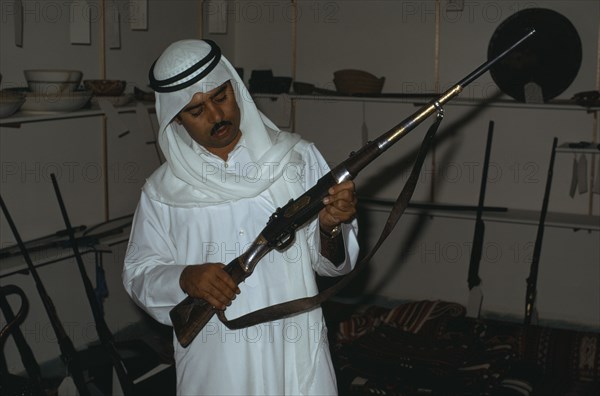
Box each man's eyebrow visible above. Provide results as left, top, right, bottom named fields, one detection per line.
left=209, top=83, right=229, bottom=99
left=183, top=83, right=229, bottom=112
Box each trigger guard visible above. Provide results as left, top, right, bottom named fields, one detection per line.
left=275, top=232, right=296, bottom=252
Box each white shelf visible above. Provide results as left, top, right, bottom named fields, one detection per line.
left=361, top=198, right=600, bottom=232
left=556, top=143, right=600, bottom=155
left=254, top=93, right=600, bottom=112
left=2, top=94, right=590, bottom=128
left=0, top=102, right=155, bottom=127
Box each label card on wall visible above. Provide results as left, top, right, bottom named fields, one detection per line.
left=130, top=0, right=148, bottom=31
left=14, top=0, right=23, bottom=47
left=70, top=0, right=91, bottom=44
left=107, top=0, right=121, bottom=49
left=208, top=0, right=228, bottom=34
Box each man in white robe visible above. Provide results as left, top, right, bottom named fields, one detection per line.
left=122, top=39, right=359, bottom=395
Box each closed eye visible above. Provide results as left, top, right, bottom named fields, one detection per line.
left=211, top=85, right=229, bottom=103
left=214, top=92, right=227, bottom=102
left=182, top=82, right=231, bottom=117
left=189, top=106, right=204, bottom=117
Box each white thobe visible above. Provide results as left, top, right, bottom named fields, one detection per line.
left=123, top=139, right=359, bottom=396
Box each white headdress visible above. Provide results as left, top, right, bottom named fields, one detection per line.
left=145, top=39, right=301, bottom=207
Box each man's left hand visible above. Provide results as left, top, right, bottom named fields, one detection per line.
left=319, top=180, right=357, bottom=234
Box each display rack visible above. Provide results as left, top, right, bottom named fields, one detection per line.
left=0, top=102, right=155, bottom=127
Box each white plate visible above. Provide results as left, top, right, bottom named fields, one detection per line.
left=20, top=90, right=92, bottom=114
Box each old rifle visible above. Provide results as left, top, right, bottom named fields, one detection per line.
left=0, top=195, right=92, bottom=396
left=524, top=137, right=558, bottom=325
left=50, top=174, right=137, bottom=395
left=170, top=30, right=536, bottom=347
left=466, top=120, right=494, bottom=318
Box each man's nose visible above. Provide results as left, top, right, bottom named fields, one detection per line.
left=205, top=103, right=224, bottom=124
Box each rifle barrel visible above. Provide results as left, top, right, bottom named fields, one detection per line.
left=467, top=121, right=495, bottom=290
left=524, top=137, right=558, bottom=325
left=334, top=30, right=535, bottom=183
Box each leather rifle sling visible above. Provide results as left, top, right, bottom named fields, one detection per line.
left=217, top=113, right=443, bottom=329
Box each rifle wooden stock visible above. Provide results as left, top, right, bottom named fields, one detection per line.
left=0, top=195, right=91, bottom=396
left=169, top=30, right=536, bottom=347
left=171, top=258, right=252, bottom=347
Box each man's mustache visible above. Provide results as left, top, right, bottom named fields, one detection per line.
left=211, top=121, right=233, bottom=135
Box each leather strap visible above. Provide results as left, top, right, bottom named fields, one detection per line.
left=217, top=113, right=444, bottom=329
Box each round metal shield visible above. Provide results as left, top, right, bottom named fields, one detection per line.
left=488, top=8, right=582, bottom=103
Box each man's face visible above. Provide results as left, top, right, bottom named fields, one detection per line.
left=176, top=80, right=242, bottom=160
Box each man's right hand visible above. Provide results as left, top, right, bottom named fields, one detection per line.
left=179, top=263, right=241, bottom=310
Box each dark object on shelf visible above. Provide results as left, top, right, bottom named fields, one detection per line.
left=249, top=70, right=292, bottom=94
left=572, top=90, right=600, bottom=107
left=313, top=87, right=338, bottom=95
left=567, top=141, right=598, bottom=149
left=292, top=82, right=338, bottom=96
left=83, top=80, right=127, bottom=96
left=333, top=69, right=385, bottom=95
left=488, top=8, right=582, bottom=103
left=293, top=81, right=315, bottom=94
left=234, top=67, right=244, bottom=80
left=250, top=69, right=273, bottom=81
left=270, top=77, right=292, bottom=94
left=134, top=87, right=155, bottom=102
left=249, top=69, right=272, bottom=93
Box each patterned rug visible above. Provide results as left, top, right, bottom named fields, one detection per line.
left=327, top=300, right=600, bottom=396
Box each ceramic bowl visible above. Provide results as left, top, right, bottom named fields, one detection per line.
left=0, top=90, right=26, bottom=118
left=24, top=69, right=83, bottom=93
